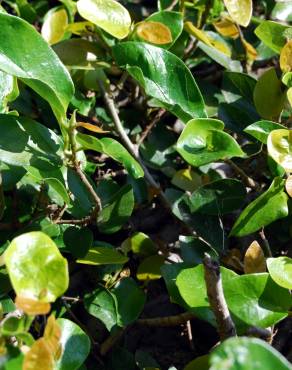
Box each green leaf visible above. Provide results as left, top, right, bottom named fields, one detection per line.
left=97, top=184, right=134, bottom=234
left=84, top=286, right=117, bottom=331
left=63, top=226, right=93, bottom=258
left=121, top=232, right=157, bottom=257
left=253, top=68, right=286, bottom=120
left=0, top=114, right=63, bottom=170
left=0, top=13, right=74, bottom=121
left=136, top=255, right=165, bottom=281
left=76, top=0, right=131, bottom=39
left=55, top=318, right=90, bottom=370
left=189, top=179, right=246, bottom=215
left=76, top=133, right=144, bottom=179
left=0, top=71, right=18, bottom=112
left=244, top=120, right=286, bottom=144
left=184, top=355, right=209, bottom=370
left=112, top=42, right=207, bottom=122
left=176, top=118, right=244, bottom=167
left=77, top=246, right=128, bottom=265
left=267, top=129, right=292, bottom=173
left=255, top=21, right=292, bottom=53
left=230, top=177, right=289, bottom=237
left=41, top=6, right=69, bottom=45
left=210, top=337, right=292, bottom=370
left=267, top=257, right=292, bottom=290
left=113, top=277, right=146, bottom=326
left=223, top=0, right=252, bottom=27
left=4, top=231, right=69, bottom=302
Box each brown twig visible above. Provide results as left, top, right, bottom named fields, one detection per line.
left=225, top=158, right=258, bottom=190
left=259, top=229, right=272, bottom=257
left=137, top=312, right=196, bottom=327
left=137, top=109, right=166, bottom=146
left=203, top=253, right=236, bottom=340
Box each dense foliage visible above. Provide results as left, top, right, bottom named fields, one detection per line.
left=0, top=0, right=292, bottom=369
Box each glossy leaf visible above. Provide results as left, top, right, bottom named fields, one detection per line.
left=112, top=42, right=207, bottom=122
left=267, top=129, right=292, bottom=172
left=253, top=68, right=286, bottom=120
left=176, top=118, right=244, bottom=167
left=230, top=178, right=288, bottom=237
left=244, top=241, right=266, bottom=274
left=76, top=0, right=131, bottom=39
left=55, top=318, right=90, bottom=370
left=4, top=232, right=69, bottom=302
left=189, top=178, right=246, bottom=215
left=267, top=257, right=292, bottom=290
left=223, top=0, right=252, bottom=27
left=76, top=132, right=143, bottom=179
left=255, top=21, right=292, bottom=53
left=121, top=232, right=157, bottom=257
left=77, top=246, right=128, bottom=265
left=0, top=71, right=18, bottom=112
left=244, top=120, right=285, bottom=144
left=41, top=7, right=69, bottom=45
left=210, top=337, right=292, bottom=370
left=0, top=13, right=74, bottom=121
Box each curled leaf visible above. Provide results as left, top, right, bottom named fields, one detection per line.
left=23, top=338, right=53, bottom=370
left=213, top=18, right=239, bottom=39
left=244, top=241, right=266, bottom=274
left=77, top=122, right=109, bottom=133
left=41, top=7, right=68, bottom=45
left=267, top=129, right=292, bottom=172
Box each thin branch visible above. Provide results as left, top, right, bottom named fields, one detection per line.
left=259, top=229, right=272, bottom=257
left=137, top=312, right=196, bottom=327
left=100, top=328, right=126, bottom=356
left=203, top=253, right=236, bottom=340
left=225, top=158, right=258, bottom=190
left=137, top=108, right=166, bottom=146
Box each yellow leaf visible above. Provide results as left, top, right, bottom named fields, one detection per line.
left=44, top=315, right=62, bottom=359
left=41, top=8, right=68, bottom=45
left=213, top=18, right=239, bottom=39
left=224, top=0, right=252, bottom=27
left=23, top=338, right=54, bottom=370
left=77, top=121, right=109, bottom=133
left=242, top=38, right=257, bottom=61
left=15, top=296, right=51, bottom=316
left=185, top=22, right=231, bottom=56
left=280, top=40, right=292, bottom=73
left=288, top=87, right=292, bottom=108
left=244, top=241, right=266, bottom=274
left=66, top=21, right=94, bottom=35
left=136, top=21, right=172, bottom=45
left=267, top=129, right=292, bottom=172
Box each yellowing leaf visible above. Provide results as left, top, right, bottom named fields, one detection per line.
left=253, top=68, right=286, bottom=120
left=280, top=40, right=292, bottom=73
left=136, top=21, right=172, bottom=45
left=288, top=87, right=292, bottom=108
left=23, top=338, right=54, bottom=370
left=213, top=18, right=239, bottom=39
left=41, top=7, right=68, bottom=45
left=44, top=315, right=62, bottom=359
left=267, top=129, right=292, bottom=172
left=66, top=21, right=94, bottom=35
left=185, top=22, right=231, bottom=56
left=242, top=38, right=257, bottom=61
left=77, top=246, right=128, bottom=265
left=76, top=0, right=131, bottom=39
left=244, top=241, right=266, bottom=274
left=77, top=121, right=109, bottom=133
left=15, top=296, right=51, bottom=316
left=223, top=0, right=252, bottom=27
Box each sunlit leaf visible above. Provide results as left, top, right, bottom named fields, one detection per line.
left=255, top=21, right=292, bottom=53
left=244, top=241, right=266, bottom=274
left=267, top=129, right=292, bottom=172
left=23, top=338, right=53, bottom=370
left=44, top=315, right=61, bottom=358
left=15, top=296, right=51, bottom=316
left=213, top=18, right=239, bottom=39
left=223, top=0, right=252, bottom=27
left=41, top=7, right=69, bottom=45
left=5, top=232, right=69, bottom=302
left=137, top=255, right=165, bottom=281
left=77, top=246, right=128, bottom=265
left=76, top=0, right=131, bottom=39
left=267, top=257, right=292, bottom=290
left=77, top=121, right=109, bottom=133
left=280, top=40, right=292, bottom=73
